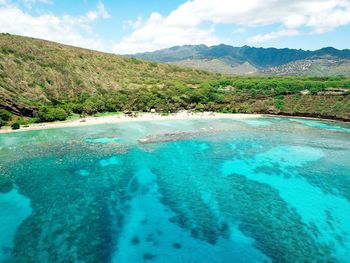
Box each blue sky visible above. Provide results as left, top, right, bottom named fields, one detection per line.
left=0, top=0, right=350, bottom=54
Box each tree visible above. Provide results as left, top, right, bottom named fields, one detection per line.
left=36, top=106, right=68, bottom=122
left=0, top=118, right=6, bottom=128
left=0, top=109, right=12, bottom=122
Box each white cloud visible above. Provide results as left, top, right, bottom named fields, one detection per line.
left=163, top=0, right=350, bottom=27
left=114, top=0, right=350, bottom=53
left=19, top=0, right=52, bottom=10
left=307, top=6, right=350, bottom=33
left=248, top=29, right=300, bottom=44
left=113, top=12, right=220, bottom=54
left=21, top=0, right=52, bottom=4
left=233, top=27, right=246, bottom=34
left=86, top=1, right=110, bottom=21
left=0, top=0, right=110, bottom=51
left=123, top=16, right=143, bottom=30
left=1, top=0, right=349, bottom=54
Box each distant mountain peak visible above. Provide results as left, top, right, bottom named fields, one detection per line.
left=131, top=44, right=350, bottom=76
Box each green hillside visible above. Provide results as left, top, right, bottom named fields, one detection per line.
left=171, top=59, right=258, bottom=75
left=0, top=34, right=217, bottom=116
left=262, top=58, right=350, bottom=76
left=0, top=34, right=350, bottom=128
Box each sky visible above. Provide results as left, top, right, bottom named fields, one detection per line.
left=0, top=0, right=350, bottom=54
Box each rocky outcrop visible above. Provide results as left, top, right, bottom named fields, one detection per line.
left=0, top=97, right=36, bottom=116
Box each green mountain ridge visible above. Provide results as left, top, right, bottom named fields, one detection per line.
left=132, top=44, right=350, bottom=76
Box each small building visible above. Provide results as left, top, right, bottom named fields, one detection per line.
left=300, top=89, right=310, bottom=95
left=150, top=108, right=156, bottom=113
left=222, top=85, right=235, bottom=92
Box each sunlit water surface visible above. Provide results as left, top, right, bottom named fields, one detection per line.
left=0, top=117, right=350, bottom=263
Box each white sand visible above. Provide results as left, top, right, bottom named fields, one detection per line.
left=0, top=112, right=262, bottom=134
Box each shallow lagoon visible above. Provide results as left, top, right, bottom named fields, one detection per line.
left=0, top=117, right=350, bottom=263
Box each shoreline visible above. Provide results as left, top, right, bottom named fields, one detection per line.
left=0, top=112, right=349, bottom=134
left=262, top=114, right=350, bottom=124
left=0, top=112, right=261, bottom=134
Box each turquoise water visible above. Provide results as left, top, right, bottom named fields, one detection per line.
left=0, top=117, right=350, bottom=262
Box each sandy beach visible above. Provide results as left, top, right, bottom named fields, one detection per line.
left=0, top=112, right=262, bottom=134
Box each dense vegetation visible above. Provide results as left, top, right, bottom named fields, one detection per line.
left=0, top=34, right=217, bottom=119
left=0, top=34, right=349, bottom=129
left=0, top=109, right=12, bottom=127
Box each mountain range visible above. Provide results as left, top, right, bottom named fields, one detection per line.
left=132, top=44, right=350, bottom=76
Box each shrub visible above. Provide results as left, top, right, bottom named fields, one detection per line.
left=0, top=109, right=12, bottom=122
left=274, top=96, right=285, bottom=110
left=15, top=117, right=27, bottom=125
left=36, top=106, right=68, bottom=122
left=82, top=98, right=106, bottom=114
left=11, top=122, right=20, bottom=130
left=333, top=101, right=342, bottom=113
left=0, top=118, right=6, bottom=128
left=70, top=103, right=84, bottom=114
left=82, top=101, right=99, bottom=115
